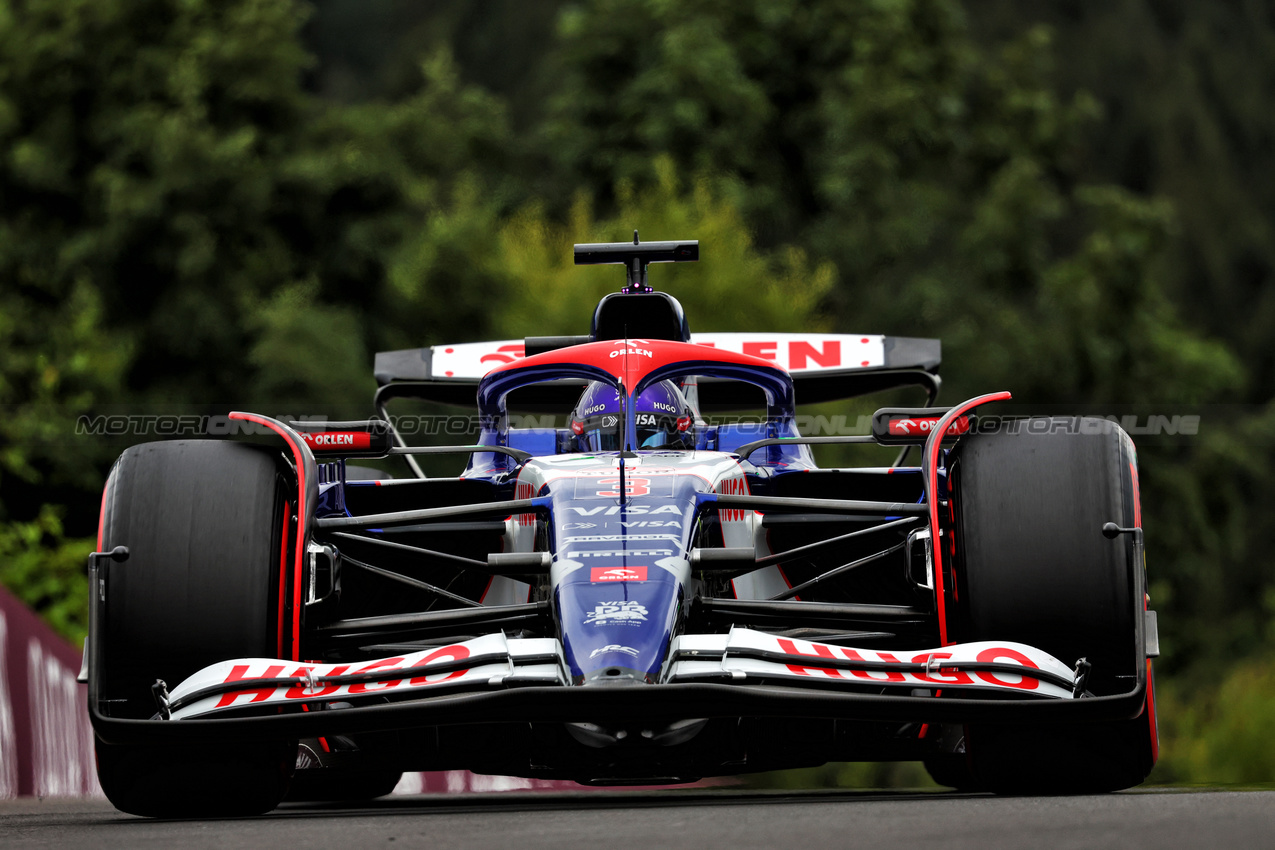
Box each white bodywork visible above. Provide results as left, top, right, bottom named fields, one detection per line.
left=164, top=629, right=1076, bottom=720
left=432, top=333, right=886, bottom=379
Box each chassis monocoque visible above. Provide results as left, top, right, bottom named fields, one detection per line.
left=86, top=239, right=1160, bottom=816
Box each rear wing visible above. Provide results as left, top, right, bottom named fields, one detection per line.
left=374, top=333, right=940, bottom=409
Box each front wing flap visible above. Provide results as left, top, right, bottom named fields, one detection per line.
left=667, top=629, right=1077, bottom=698
left=160, top=629, right=1077, bottom=722
left=165, top=634, right=568, bottom=720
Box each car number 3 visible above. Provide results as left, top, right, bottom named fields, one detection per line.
left=595, top=477, right=650, bottom=497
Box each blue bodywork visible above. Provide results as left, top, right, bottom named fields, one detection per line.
left=317, top=347, right=935, bottom=688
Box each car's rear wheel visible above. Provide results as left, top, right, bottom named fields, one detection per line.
left=946, top=417, right=1157, bottom=794
left=95, top=439, right=297, bottom=817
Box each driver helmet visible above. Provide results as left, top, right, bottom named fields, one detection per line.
left=571, top=380, right=696, bottom=451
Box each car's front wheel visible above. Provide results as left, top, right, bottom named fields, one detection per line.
left=946, top=417, right=1158, bottom=794
left=94, top=439, right=297, bottom=816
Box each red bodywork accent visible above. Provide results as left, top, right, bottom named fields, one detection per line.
left=1130, top=460, right=1143, bottom=530
left=1129, top=457, right=1158, bottom=761
left=299, top=704, right=331, bottom=752
left=276, top=500, right=292, bottom=658
left=591, top=567, right=648, bottom=582
left=775, top=564, right=799, bottom=601
left=1146, top=659, right=1159, bottom=762
left=946, top=498, right=959, bottom=602
left=216, top=663, right=287, bottom=707
left=916, top=689, right=944, bottom=739
left=886, top=416, right=971, bottom=437
left=96, top=478, right=111, bottom=551
left=788, top=340, right=841, bottom=369
left=483, top=337, right=788, bottom=388
left=301, top=431, right=373, bottom=451
left=925, top=392, right=1012, bottom=645
left=229, top=411, right=311, bottom=661
left=480, top=344, right=525, bottom=365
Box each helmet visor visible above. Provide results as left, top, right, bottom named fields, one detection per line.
left=575, top=413, right=622, bottom=452
left=573, top=412, right=695, bottom=451
left=635, top=413, right=695, bottom=450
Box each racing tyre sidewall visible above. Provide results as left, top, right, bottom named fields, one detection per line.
left=94, top=440, right=297, bottom=816
left=948, top=417, right=1157, bottom=794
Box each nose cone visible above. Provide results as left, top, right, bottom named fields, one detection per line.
left=556, top=567, right=682, bottom=685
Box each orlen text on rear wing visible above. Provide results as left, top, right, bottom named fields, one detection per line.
left=373, top=333, right=941, bottom=409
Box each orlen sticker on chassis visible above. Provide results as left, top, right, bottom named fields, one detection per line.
left=164, top=634, right=564, bottom=720
left=591, top=566, right=648, bottom=582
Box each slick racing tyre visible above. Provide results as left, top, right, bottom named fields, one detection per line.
left=286, top=768, right=404, bottom=802
left=95, top=440, right=297, bottom=817
left=285, top=736, right=403, bottom=802
left=93, top=739, right=297, bottom=819
left=947, top=417, right=1158, bottom=794
left=922, top=755, right=981, bottom=792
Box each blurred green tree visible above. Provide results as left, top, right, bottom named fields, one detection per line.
left=485, top=158, right=835, bottom=340
left=0, top=1, right=514, bottom=512
left=542, top=0, right=1234, bottom=393
left=0, top=1, right=518, bottom=623
left=0, top=0, right=1269, bottom=768
left=968, top=0, right=1275, bottom=402
left=540, top=0, right=1257, bottom=682
left=0, top=507, right=89, bottom=643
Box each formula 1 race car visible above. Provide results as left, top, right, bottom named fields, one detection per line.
left=86, top=238, right=1159, bottom=817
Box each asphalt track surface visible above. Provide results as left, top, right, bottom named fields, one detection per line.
left=2, top=789, right=1273, bottom=849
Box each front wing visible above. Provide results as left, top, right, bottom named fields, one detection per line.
left=158, top=629, right=1078, bottom=722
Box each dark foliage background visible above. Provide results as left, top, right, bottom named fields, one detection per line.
left=2, top=0, right=1272, bottom=784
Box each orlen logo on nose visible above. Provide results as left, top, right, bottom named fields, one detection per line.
left=590, top=567, right=648, bottom=583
